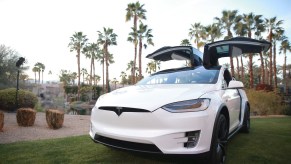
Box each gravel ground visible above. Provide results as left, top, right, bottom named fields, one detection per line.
left=0, top=111, right=90, bottom=144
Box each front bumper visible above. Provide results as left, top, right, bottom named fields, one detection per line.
left=89, top=106, right=216, bottom=154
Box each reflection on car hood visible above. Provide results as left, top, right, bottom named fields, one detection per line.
left=97, top=84, right=217, bottom=111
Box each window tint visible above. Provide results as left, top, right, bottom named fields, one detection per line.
left=138, top=66, right=219, bottom=85
left=216, top=45, right=229, bottom=57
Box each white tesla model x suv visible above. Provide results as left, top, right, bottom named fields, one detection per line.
left=90, top=37, right=270, bottom=163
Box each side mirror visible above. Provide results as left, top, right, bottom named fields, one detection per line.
left=228, top=81, right=244, bottom=89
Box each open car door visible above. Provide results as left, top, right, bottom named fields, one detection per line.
left=146, top=46, right=203, bottom=67
left=203, top=37, right=271, bottom=67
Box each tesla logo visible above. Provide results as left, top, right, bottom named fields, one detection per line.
left=115, top=107, right=123, bottom=116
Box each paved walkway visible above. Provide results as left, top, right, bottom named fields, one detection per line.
left=0, top=112, right=90, bottom=144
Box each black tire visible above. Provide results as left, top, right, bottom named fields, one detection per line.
left=209, top=114, right=228, bottom=164
left=241, top=106, right=250, bottom=133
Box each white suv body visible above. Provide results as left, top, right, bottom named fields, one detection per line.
left=90, top=37, right=270, bottom=163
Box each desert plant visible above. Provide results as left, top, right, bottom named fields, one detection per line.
left=0, top=111, right=4, bottom=132
left=246, top=89, right=286, bottom=115
left=16, top=108, right=36, bottom=126
left=46, top=109, right=64, bottom=129
left=0, top=88, right=38, bottom=111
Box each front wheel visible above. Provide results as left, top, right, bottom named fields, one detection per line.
left=241, top=106, right=250, bottom=133
left=210, top=114, right=228, bottom=164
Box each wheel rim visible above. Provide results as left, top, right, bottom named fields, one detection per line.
left=216, top=117, right=227, bottom=164
left=216, top=143, right=226, bottom=164
left=246, top=110, right=250, bottom=129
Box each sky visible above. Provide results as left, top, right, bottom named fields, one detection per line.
left=0, top=0, right=291, bottom=82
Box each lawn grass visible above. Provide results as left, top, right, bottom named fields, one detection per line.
left=0, top=117, right=291, bottom=164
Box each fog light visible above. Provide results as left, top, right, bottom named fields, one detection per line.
left=184, top=131, right=200, bottom=148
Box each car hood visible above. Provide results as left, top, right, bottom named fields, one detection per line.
left=96, top=84, right=217, bottom=111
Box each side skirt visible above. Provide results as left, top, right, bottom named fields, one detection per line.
left=227, top=125, right=242, bottom=140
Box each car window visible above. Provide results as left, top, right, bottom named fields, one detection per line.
left=138, top=66, right=220, bottom=85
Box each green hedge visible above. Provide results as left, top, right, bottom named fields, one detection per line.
left=0, top=88, right=38, bottom=111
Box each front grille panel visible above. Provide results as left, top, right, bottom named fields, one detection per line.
left=99, top=106, right=150, bottom=112
left=99, top=106, right=150, bottom=116
left=94, top=134, right=162, bottom=153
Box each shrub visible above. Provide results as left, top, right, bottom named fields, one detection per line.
left=246, top=89, right=286, bottom=115
left=0, top=88, right=38, bottom=111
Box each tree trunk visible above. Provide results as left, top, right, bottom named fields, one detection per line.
left=240, top=55, right=244, bottom=82
left=132, top=15, right=138, bottom=84
left=259, top=52, right=265, bottom=84
left=93, top=59, right=95, bottom=85
left=138, top=37, right=143, bottom=81
left=34, top=72, right=36, bottom=84
left=133, top=42, right=137, bottom=84
left=77, top=48, right=81, bottom=101
left=249, top=53, right=254, bottom=88
left=16, top=108, right=36, bottom=126
left=38, top=71, right=40, bottom=84
left=105, top=44, right=110, bottom=93
left=90, top=57, right=93, bottom=86
left=236, top=56, right=240, bottom=80
left=46, top=109, right=64, bottom=129
left=0, top=111, right=4, bottom=132
left=102, top=55, right=105, bottom=92
left=230, top=57, right=235, bottom=76
left=273, top=43, right=277, bottom=89
left=284, top=51, right=287, bottom=94
left=268, top=31, right=273, bottom=86
left=42, top=71, right=44, bottom=84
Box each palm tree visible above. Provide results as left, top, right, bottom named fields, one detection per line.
left=68, top=32, right=88, bottom=99
left=204, top=22, right=223, bottom=43
left=83, top=43, right=99, bottom=86
left=80, top=68, right=87, bottom=84
left=180, top=39, right=191, bottom=46
left=127, top=27, right=138, bottom=83
left=188, top=23, right=206, bottom=50
left=59, top=70, right=71, bottom=86
left=34, top=62, right=44, bottom=84
left=93, top=75, right=101, bottom=85
left=233, top=20, right=247, bottom=81
left=265, top=17, right=284, bottom=86
left=146, top=60, right=160, bottom=74
left=241, top=13, right=264, bottom=88
left=272, top=29, right=285, bottom=88
left=97, top=27, right=117, bottom=93
left=126, top=1, right=147, bottom=84
left=137, top=21, right=154, bottom=81
left=215, top=10, right=240, bottom=76
left=279, top=39, right=291, bottom=93
left=70, top=72, right=77, bottom=85
left=253, top=17, right=267, bottom=84
left=40, top=63, right=45, bottom=84
left=32, top=66, right=38, bottom=84
left=112, top=78, right=118, bottom=90
left=127, top=60, right=138, bottom=83
left=120, top=71, right=127, bottom=86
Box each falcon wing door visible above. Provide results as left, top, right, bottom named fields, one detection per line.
left=203, top=37, right=271, bottom=67
left=146, top=46, right=203, bottom=66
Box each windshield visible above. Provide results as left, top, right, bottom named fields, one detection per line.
left=138, top=66, right=220, bottom=85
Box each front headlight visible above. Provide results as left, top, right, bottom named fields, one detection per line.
left=162, top=98, right=210, bottom=113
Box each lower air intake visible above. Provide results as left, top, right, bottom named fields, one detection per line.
left=94, top=134, right=162, bottom=153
